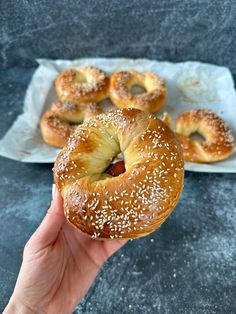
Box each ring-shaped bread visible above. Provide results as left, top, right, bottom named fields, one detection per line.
left=176, top=109, right=234, bottom=162
left=55, top=66, right=110, bottom=104
left=110, top=70, right=167, bottom=113
left=40, top=101, right=103, bottom=147
left=54, top=108, right=184, bottom=240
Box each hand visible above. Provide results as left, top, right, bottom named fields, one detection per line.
left=4, top=188, right=127, bottom=314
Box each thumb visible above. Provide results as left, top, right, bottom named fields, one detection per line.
left=29, top=187, right=65, bottom=249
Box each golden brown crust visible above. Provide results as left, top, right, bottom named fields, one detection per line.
left=176, top=109, right=234, bottom=162
left=55, top=67, right=110, bottom=104
left=53, top=108, right=184, bottom=240
left=40, top=101, right=103, bottom=147
left=109, top=70, right=167, bottom=113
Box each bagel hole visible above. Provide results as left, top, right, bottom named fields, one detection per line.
left=189, top=132, right=205, bottom=142
left=105, top=161, right=126, bottom=177
left=130, top=85, right=147, bottom=95
left=105, top=153, right=125, bottom=177
left=68, top=121, right=80, bottom=126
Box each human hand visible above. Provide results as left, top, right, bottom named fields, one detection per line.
left=4, top=188, right=127, bottom=314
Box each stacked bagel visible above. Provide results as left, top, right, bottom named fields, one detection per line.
left=40, top=65, right=234, bottom=240
left=40, top=67, right=109, bottom=147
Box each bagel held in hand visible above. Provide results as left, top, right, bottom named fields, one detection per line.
left=54, top=108, right=184, bottom=240
left=40, top=101, right=103, bottom=147
left=110, top=70, right=167, bottom=113
left=176, top=109, right=234, bottom=163
left=55, top=66, right=110, bottom=104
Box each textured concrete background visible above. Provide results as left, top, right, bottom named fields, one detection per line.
left=0, top=1, right=236, bottom=313
left=1, top=0, right=236, bottom=74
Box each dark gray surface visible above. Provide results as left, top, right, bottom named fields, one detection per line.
left=1, top=1, right=236, bottom=313
left=1, top=0, right=236, bottom=74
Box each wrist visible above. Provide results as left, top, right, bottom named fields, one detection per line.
left=4, top=296, right=40, bottom=314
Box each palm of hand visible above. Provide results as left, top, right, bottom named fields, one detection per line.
left=13, top=192, right=126, bottom=314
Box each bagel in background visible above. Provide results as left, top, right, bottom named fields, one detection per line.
left=110, top=70, right=167, bottom=113
left=40, top=101, right=103, bottom=147
left=176, top=109, right=235, bottom=163
left=162, top=110, right=235, bottom=163
left=55, top=66, right=110, bottom=104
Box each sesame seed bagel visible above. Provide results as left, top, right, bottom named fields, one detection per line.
left=55, top=66, right=110, bottom=104
left=40, top=100, right=103, bottom=147
left=54, top=108, right=184, bottom=240
left=176, top=109, right=235, bottom=163
left=110, top=70, right=167, bottom=113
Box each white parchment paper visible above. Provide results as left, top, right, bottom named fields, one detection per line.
left=0, top=58, right=235, bottom=172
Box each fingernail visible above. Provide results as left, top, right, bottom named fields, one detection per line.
left=52, top=184, right=56, bottom=199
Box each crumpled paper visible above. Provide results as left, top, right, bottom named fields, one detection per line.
left=0, top=58, right=235, bottom=172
